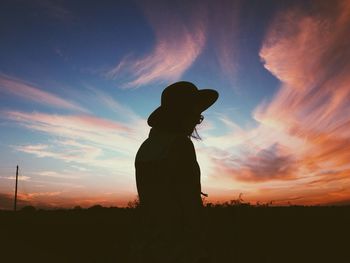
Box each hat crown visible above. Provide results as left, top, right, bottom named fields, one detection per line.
left=161, top=81, right=198, bottom=109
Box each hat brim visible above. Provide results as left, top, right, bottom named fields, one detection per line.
left=147, top=89, right=218, bottom=127
left=196, top=89, right=219, bottom=112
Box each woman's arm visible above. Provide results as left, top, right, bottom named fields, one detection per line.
left=168, top=137, right=203, bottom=212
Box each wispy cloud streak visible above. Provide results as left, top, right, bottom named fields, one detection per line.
left=207, top=0, right=240, bottom=81
left=3, top=110, right=148, bottom=174
left=107, top=2, right=206, bottom=87
left=257, top=0, right=350, bottom=168
left=0, top=74, right=87, bottom=112
left=195, top=0, right=350, bottom=205
left=0, top=85, right=148, bottom=207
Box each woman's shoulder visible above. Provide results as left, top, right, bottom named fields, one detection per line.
left=135, top=129, right=195, bottom=163
left=171, top=135, right=194, bottom=149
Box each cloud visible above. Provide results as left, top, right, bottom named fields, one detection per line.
left=19, top=191, right=62, bottom=200
left=107, top=1, right=242, bottom=87
left=0, top=193, right=31, bottom=210
left=257, top=0, right=350, bottom=169
left=107, top=1, right=206, bottom=87
left=0, top=190, right=134, bottom=210
left=14, top=191, right=64, bottom=209
left=0, top=87, right=148, bottom=207
left=87, top=87, right=139, bottom=121
left=4, top=111, right=131, bottom=135
left=0, top=191, right=64, bottom=210
left=1, top=175, right=31, bottom=181
left=205, top=0, right=240, bottom=81
left=0, top=74, right=87, bottom=112
left=3, top=110, right=148, bottom=173
left=217, top=143, right=299, bottom=182
left=14, top=143, right=102, bottom=165
left=193, top=0, right=350, bottom=205
left=37, top=170, right=81, bottom=179
left=3, top=1, right=350, bottom=206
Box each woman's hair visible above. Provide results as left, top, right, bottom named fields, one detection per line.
left=191, top=127, right=201, bottom=140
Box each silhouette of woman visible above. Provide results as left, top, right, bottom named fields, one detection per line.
left=134, top=81, right=218, bottom=263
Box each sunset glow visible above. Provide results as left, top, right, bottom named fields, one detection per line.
left=1, top=0, right=350, bottom=209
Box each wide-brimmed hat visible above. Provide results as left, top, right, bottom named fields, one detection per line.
left=147, top=81, right=219, bottom=127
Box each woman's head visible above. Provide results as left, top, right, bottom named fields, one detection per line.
left=151, top=108, right=202, bottom=137
left=147, top=81, right=218, bottom=137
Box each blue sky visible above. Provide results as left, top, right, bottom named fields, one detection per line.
left=1, top=0, right=350, bottom=208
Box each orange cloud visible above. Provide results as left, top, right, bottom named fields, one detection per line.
left=0, top=190, right=134, bottom=210
left=257, top=0, right=350, bottom=172
left=195, top=0, right=350, bottom=205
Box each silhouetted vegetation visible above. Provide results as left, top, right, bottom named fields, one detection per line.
left=20, top=205, right=36, bottom=212
left=1, top=205, right=349, bottom=263
left=87, top=204, right=105, bottom=210
left=73, top=205, right=83, bottom=210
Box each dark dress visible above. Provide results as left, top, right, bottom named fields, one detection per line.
left=134, top=127, right=206, bottom=262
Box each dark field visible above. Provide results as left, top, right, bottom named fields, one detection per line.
left=1, top=206, right=349, bottom=263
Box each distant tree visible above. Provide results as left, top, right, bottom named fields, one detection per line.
left=127, top=198, right=140, bottom=208
left=73, top=205, right=83, bottom=210
left=88, top=204, right=104, bottom=210
left=220, top=193, right=251, bottom=207
left=206, top=203, right=213, bottom=208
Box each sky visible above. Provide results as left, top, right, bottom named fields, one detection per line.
left=1, top=0, right=350, bottom=209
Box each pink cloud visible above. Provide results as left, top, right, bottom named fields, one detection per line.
left=257, top=0, right=350, bottom=166
left=0, top=74, right=87, bottom=112
left=207, top=1, right=240, bottom=81
left=194, top=0, right=350, bottom=205
left=3, top=110, right=148, bottom=173
left=0, top=93, right=148, bottom=205
left=107, top=2, right=206, bottom=87
left=4, top=111, right=130, bottom=133
left=107, top=1, right=242, bottom=87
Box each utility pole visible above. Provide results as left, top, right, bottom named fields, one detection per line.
left=14, top=165, right=19, bottom=211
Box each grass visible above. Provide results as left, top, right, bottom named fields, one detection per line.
left=1, top=205, right=349, bottom=263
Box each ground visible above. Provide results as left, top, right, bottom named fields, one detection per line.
left=1, top=206, right=349, bottom=263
